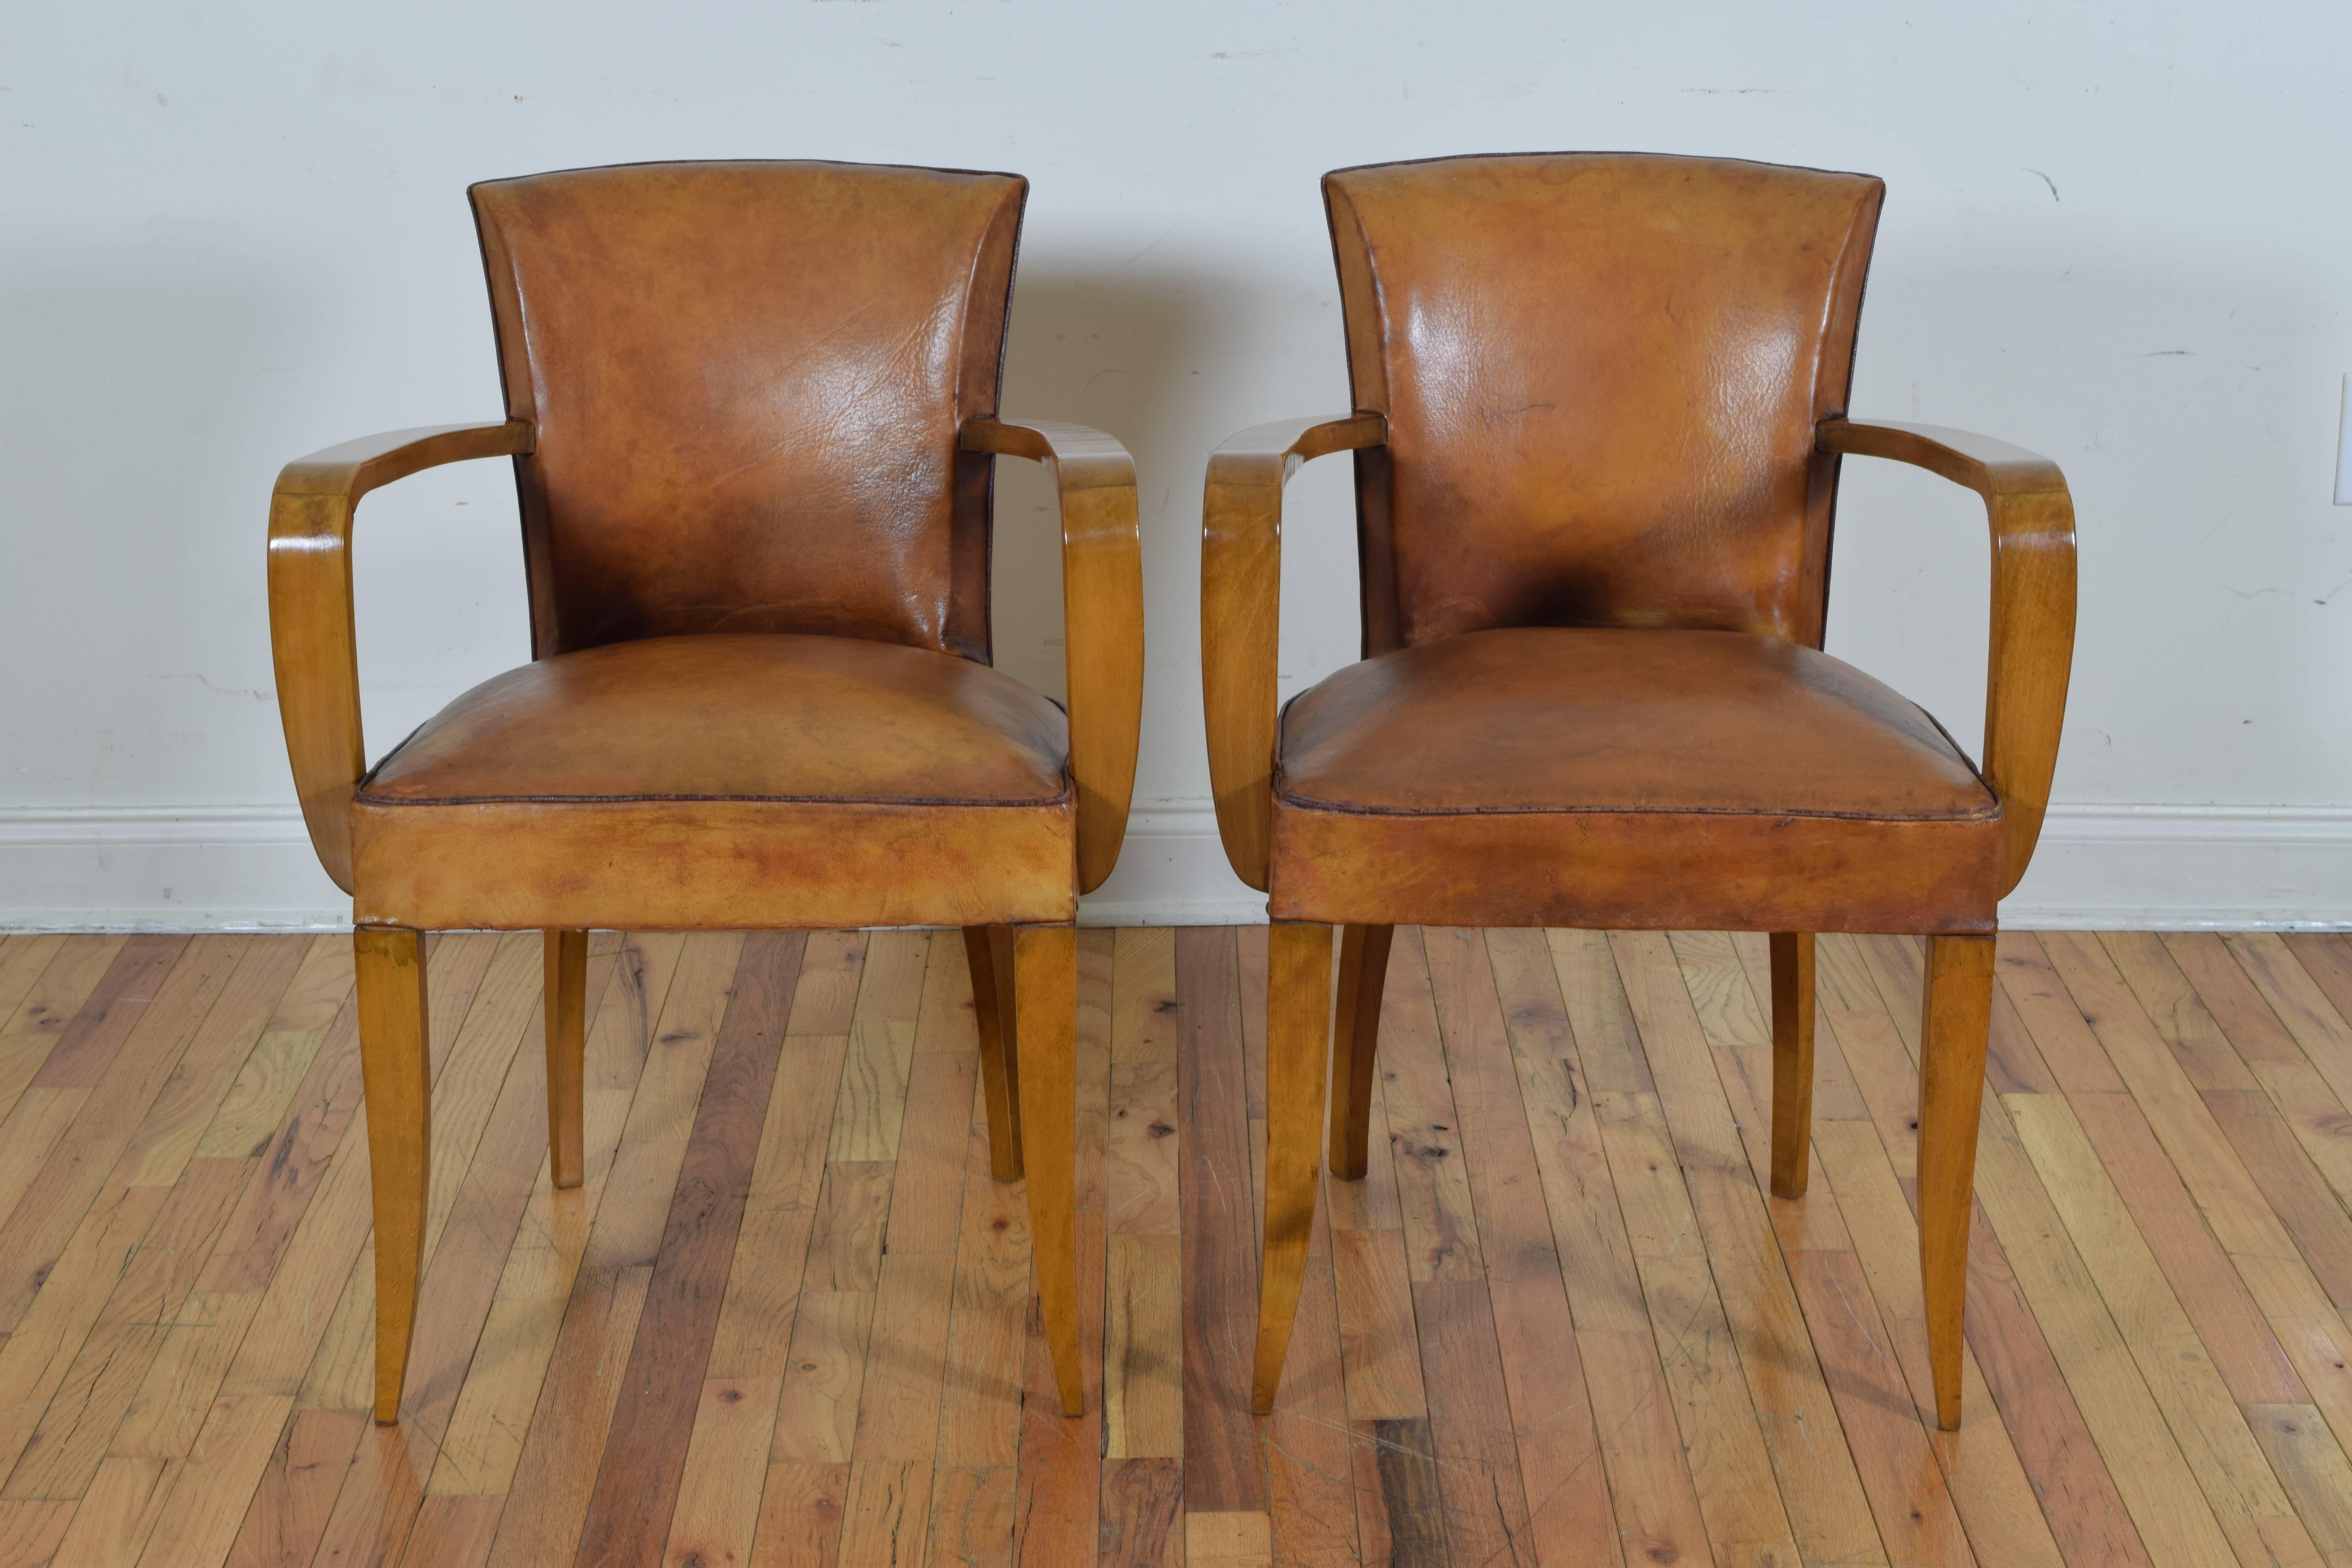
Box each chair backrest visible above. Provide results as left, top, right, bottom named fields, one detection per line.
left=471, top=160, right=1026, bottom=660
left=1323, top=152, right=1883, bottom=653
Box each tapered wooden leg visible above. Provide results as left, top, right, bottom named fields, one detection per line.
left=1919, top=931, right=1996, bottom=1431
left=355, top=928, right=431, bottom=1426
left=544, top=929, right=588, bottom=1190
left=1255, top=921, right=1334, bottom=1414
left=1013, top=924, right=1082, bottom=1416
left=965, top=926, right=1024, bottom=1182
left=1326, top=924, right=1392, bottom=1181
left=1768, top=932, right=1816, bottom=1200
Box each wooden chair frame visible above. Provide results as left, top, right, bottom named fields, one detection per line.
left=1204, top=413, right=2075, bottom=1426
left=270, top=414, right=1142, bottom=1424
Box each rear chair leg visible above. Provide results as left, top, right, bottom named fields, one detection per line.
left=1327, top=924, right=1392, bottom=1180
left=355, top=928, right=431, bottom=1425
left=1768, top=932, right=1815, bottom=1199
left=965, top=926, right=1024, bottom=1182
left=544, top=929, right=588, bottom=1190
left=1256, top=921, right=1335, bottom=1414
left=1920, top=932, right=1996, bottom=1430
left=1013, top=924, right=1082, bottom=1416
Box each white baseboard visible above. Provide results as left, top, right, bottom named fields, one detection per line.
left=2, top=800, right=2348, bottom=933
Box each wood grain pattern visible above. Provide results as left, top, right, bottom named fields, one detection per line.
left=0, top=924, right=2341, bottom=1564
left=574, top=929, right=804, bottom=1568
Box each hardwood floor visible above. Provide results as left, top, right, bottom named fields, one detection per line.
left=1, top=924, right=2350, bottom=1565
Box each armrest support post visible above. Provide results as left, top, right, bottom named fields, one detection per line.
left=1199, top=414, right=1387, bottom=889
left=1818, top=417, right=2078, bottom=895
left=962, top=416, right=1145, bottom=894
left=266, top=420, right=534, bottom=890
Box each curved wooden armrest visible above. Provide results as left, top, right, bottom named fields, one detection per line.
left=267, top=420, right=535, bottom=891
left=1199, top=413, right=1388, bottom=889
left=1818, top=417, right=2077, bottom=895
left=962, top=416, right=1144, bottom=893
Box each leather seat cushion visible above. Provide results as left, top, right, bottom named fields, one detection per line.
left=351, top=633, right=1075, bottom=930
left=1268, top=628, right=2001, bottom=932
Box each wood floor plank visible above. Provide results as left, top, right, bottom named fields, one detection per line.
left=1672, top=929, right=1855, bottom=1251
left=0, top=936, right=232, bottom=1330
left=1507, top=931, right=1649, bottom=1337
left=930, top=1462, right=1017, bottom=1567
left=1786, top=1247, right=1976, bottom=1568
left=42, top=1455, right=172, bottom=1567
left=221, top=1405, right=368, bottom=1568
left=1018, top=931, right=1112, bottom=1568
left=0, top=1181, right=173, bottom=1490
left=23, top=936, right=188, bottom=1093
left=0, top=938, right=69, bottom=1053
left=3, top=1156, right=250, bottom=1499
left=0, top=1500, right=75, bottom=1567
left=707, top=1031, right=852, bottom=1381
left=115, top=938, right=314, bottom=1190
left=1097, top=1455, right=1180, bottom=1567
left=1609, top=930, right=1886, bottom=1568
left=1997, top=933, right=2130, bottom=1095
left=785, top=930, right=868, bottom=1037
left=0, top=936, right=132, bottom=1140
left=935, top=1106, right=1029, bottom=1471
left=1810, top=1118, right=2071, bottom=1568
left=1379, top=930, right=1484, bottom=1283
left=2068, top=1090, right=2308, bottom=1404
left=2241, top=1402, right=2352, bottom=1564
left=1112, top=928, right=1179, bottom=1066
left=2006, top=1091, right=2306, bottom=1552
left=2201, top=1087, right=2352, bottom=1316
left=1425, top=927, right=1619, bottom=1567
left=14, top=926, right=2350, bottom=1568
left=659, top=1377, right=779, bottom=1568
left=485, top=930, right=736, bottom=1568
left=1107, top=1058, right=1180, bottom=1241
left=1363, top=930, right=1532, bottom=1568
left=129, top=1388, right=294, bottom=1568
left=2227, top=933, right=2352, bottom=1114
left=1969, top=1089, right=2239, bottom=1568
left=747, top=1461, right=848, bottom=1568
left=1103, top=1234, right=1181, bottom=1461
left=2015, top=933, right=2352, bottom=1504
left=1174, top=928, right=1262, bottom=1517
left=303, top=939, right=628, bottom=1568
left=1017, top=1212, right=1105, bottom=1567
left=574, top=930, right=804, bottom=1568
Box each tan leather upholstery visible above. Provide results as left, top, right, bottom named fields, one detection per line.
left=1325, top=154, right=1882, bottom=652
left=352, top=634, right=1074, bottom=931
left=1268, top=629, right=2000, bottom=932
left=472, top=161, right=1025, bottom=660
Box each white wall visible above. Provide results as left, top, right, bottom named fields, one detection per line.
left=4, top=0, right=2349, bottom=929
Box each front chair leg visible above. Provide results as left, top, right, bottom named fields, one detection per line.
left=1013, top=924, right=1082, bottom=1416
left=964, top=926, right=1024, bottom=1182
left=1919, top=932, right=1996, bottom=1430
left=1327, top=924, right=1392, bottom=1180
left=355, top=928, right=432, bottom=1425
left=1256, top=921, right=1334, bottom=1414
left=544, top=929, right=588, bottom=1189
left=1768, top=933, right=1816, bottom=1199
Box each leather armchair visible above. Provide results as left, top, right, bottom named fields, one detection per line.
left=269, top=161, right=1142, bottom=1425
left=1202, top=153, right=2075, bottom=1428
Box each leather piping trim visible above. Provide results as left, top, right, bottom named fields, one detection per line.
left=354, top=786, right=1074, bottom=809
left=1269, top=793, right=2000, bottom=822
